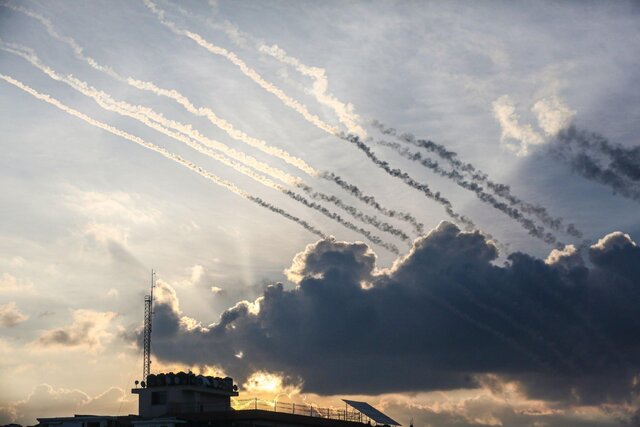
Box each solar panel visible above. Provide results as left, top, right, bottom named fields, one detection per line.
left=342, top=400, right=401, bottom=426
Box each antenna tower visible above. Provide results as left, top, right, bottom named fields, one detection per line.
left=142, top=269, right=155, bottom=384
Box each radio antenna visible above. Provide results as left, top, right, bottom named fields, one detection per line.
left=142, top=269, right=155, bottom=384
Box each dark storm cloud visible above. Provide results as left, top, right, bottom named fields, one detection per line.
left=552, top=126, right=640, bottom=202
left=145, top=223, right=640, bottom=406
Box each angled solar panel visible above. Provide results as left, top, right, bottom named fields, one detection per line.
left=342, top=399, right=401, bottom=426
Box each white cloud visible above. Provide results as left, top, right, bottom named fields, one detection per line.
left=106, top=288, right=119, bottom=298
left=0, top=302, right=28, bottom=327
left=84, top=222, right=129, bottom=245
left=64, top=188, right=161, bottom=225
left=190, top=264, right=204, bottom=283
left=0, top=272, right=35, bottom=294
left=492, top=95, right=545, bottom=156
left=0, top=384, right=134, bottom=426
left=35, top=309, right=117, bottom=352
left=532, top=96, right=575, bottom=136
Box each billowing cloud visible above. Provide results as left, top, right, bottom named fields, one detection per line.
left=144, top=222, right=640, bottom=410
left=0, top=301, right=28, bottom=327
left=36, top=309, right=117, bottom=352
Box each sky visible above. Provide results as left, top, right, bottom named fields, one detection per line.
left=0, top=1, right=639, bottom=426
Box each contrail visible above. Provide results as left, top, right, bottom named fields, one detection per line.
left=143, top=1, right=482, bottom=236
left=258, top=44, right=367, bottom=138
left=374, top=139, right=559, bottom=245
left=553, top=126, right=640, bottom=202
left=143, top=0, right=339, bottom=136
left=0, top=73, right=326, bottom=239
left=297, top=184, right=410, bottom=242
left=372, top=120, right=583, bottom=239
left=321, top=172, right=425, bottom=235
left=344, top=134, right=477, bottom=232
left=0, top=1, right=314, bottom=174
left=172, top=1, right=366, bottom=138
left=2, top=5, right=422, bottom=238
left=1, top=43, right=401, bottom=253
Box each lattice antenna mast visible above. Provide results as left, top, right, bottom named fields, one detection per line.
left=142, top=269, right=155, bottom=384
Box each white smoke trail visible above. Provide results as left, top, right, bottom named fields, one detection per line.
left=1, top=44, right=400, bottom=253
left=258, top=44, right=367, bottom=138
left=142, top=0, right=339, bottom=136
left=0, top=40, right=300, bottom=188
left=142, top=0, right=474, bottom=234
left=0, top=1, right=317, bottom=176
left=0, top=73, right=326, bottom=238
left=4, top=4, right=422, bottom=236
left=167, top=2, right=366, bottom=138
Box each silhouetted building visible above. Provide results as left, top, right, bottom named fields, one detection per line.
left=37, top=372, right=400, bottom=427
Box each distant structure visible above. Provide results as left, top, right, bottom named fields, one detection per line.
left=36, top=272, right=402, bottom=427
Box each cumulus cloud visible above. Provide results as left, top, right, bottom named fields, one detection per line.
left=36, top=309, right=117, bottom=352
left=0, top=302, right=28, bottom=327
left=142, top=222, right=640, bottom=409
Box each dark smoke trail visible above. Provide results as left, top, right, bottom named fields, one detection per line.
left=297, top=184, right=411, bottom=243
left=250, top=196, right=327, bottom=239
left=340, top=133, right=477, bottom=233
left=372, top=120, right=582, bottom=239
left=558, top=127, right=640, bottom=182
left=282, top=189, right=400, bottom=255
left=553, top=126, right=640, bottom=202
left=375, top=139, right=560, bottom=246
left=319, top=172, right=425, bottom=235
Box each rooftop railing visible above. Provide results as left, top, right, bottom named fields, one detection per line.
left=166, top=398, right=368, bottom=423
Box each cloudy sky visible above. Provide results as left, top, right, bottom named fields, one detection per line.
left=1, top=1, right=639, bottom=426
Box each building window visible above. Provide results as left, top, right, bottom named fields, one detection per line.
left=151, top=391, right=167, bottom=405
left=86, top=422, right=100, bottom=427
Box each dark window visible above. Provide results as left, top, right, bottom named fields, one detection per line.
left=86, top=422, right=100, bottom=427
left=151, top=391, right=167, bottom=405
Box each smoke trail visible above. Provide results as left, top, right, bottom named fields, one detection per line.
left=0, top=41, right=300, bottom=187
left=320, top=172, right=425, bottom=235
left=258, top=44, right=367, bottom=138
left=0, top=1, right=121, bottom=80
left=2, top=43, right=401, bottom=253
left=297, top=184, right=410, bottom=242
left=0, top=73, right=326, bottom=239
left=143, top=0, right=339, bottom=136
left=3, top=6, right=422, bottom=237
left=343, top=134, right=476, bottom=232
left=553, top=126, right=640, bottom=202
left=142, top=1, right=483, bottom=238
left=375, top=139, right=560, bottom=246
left=372, top=120, right=583, bottom=239
left=0, top=1, right=316, bottom=175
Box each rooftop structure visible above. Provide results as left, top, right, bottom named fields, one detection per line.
left=36, top=275, right=402, bottom=427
